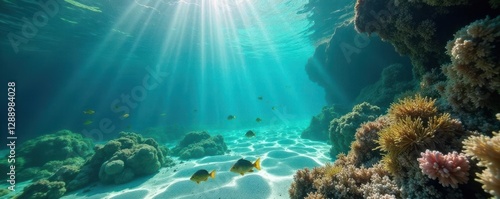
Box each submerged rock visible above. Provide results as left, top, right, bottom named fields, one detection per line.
left=172, top=131, right=228, bottom=160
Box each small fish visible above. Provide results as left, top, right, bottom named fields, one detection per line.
left=258, top=96, right=263, bottom=100
left=230, top=158, right=261, bottom=176
left=160, top=113, right=167, bottom=117
left=227, top=115, right=236, bottom=120
left=272, top=106, right=276, bottom=110
left=83, top=109, right=95, bottom=114
left=121, top=113, right=129, bottom=119
left=255, top=118, right=262, bottom=122
left=113, top=105, right=120, bottom=110
left=193, top=109, right=198, bottom=112
left=83, top=120, right=93, bottom=125
left=190, top=169, right=216, bottom=184
left=245, top=130, right=256, bottom=138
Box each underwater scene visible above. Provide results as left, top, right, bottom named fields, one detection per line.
left=0, top=0, right=499, bottom=198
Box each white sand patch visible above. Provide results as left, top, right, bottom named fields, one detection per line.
left=62, top=123, right=331, bottom=199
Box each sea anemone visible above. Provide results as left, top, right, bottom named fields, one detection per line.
left=417, top=150, right=470, bottom=188
left=387, top=94, right=437, bottom=121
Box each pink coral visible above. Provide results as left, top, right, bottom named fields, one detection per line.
left=417, top=150, right=470, bottom=188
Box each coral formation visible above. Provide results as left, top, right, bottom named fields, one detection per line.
left=463, top=131, right=500, bottom=197
left=418, top=150, right=470, bottom=188
left=0, top=130, right=93, bottom=182
left=172, top=131, right=228, bottom=160
left=67, top=132, right=173, bottom=191
left=354, top=0, right=497, bottom=77
left=350, top=116, right=390, bottom=167
left=441, top=16, right=500, bottom=113
left=355, top=64, right=416, bottom=109
left=15, top=180, right=66, bottom=199
left=301, top=106, right=338, bottom=141
left=305, top=23, right=410, bottom=105
left=289, top=159, right=400, bottom=199
left=377, top=95, right=464, bottom=174
left=329, top=102, right=382, bottom=157
left=17, top=129, right=93, bottom=166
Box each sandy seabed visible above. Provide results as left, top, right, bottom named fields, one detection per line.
left=58, top=124, right=331, bottom=199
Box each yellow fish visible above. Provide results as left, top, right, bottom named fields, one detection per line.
left=83, top=120, right=93, bottom=125
left=83, top=109, right=95, bottom=114
left=230, top=158, right=261, bottom=176
left=227, top=115, right=236, bottom=120
left=190, top=169, right=216, bottom=184
left=121, top=113, right=129, bottom=119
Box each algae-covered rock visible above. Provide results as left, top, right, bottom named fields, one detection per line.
left=329, top=102, right=382, bottom=157
left=18, top=130, right=93, bottom=167
left=69, top=132, right=171, bottom=188
left=0, top=130, right=92, bottom=183
left=301, top=106, right=339, bottom=141
left=15, top=179, right=66, bottom=199
left=172, top=131, right=228, bottom=160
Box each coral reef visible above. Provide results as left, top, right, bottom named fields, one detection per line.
left=418, top=150, right=470, bottom=188
left=289, top=158, right=400, bottom=199
left=354, top=0, right=497, bottom=77
left=301, top=106, right=339, bottom=141
left=67, top=132, right=173, bottom=190
left=355, top=64, right=416, bottom=109
left=463, top=131, right=500, bottom=198
left=14, top=180, right=66, bottom=199
left=329, top=102, right=382, bottom=157
left=17, top=129, right=93, bottom=166
left=172, top=131, right=228, bottom=160
left=377, top=95, right=465, bottom=174
left=350, top=116, right=390, bottom=167
left=305, top=23, right=410, bottom=105
left=0, top=130, right=93, bottom=182
left=441, top=16, right=500, bottom=113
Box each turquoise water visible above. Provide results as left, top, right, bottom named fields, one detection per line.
left=3, top=0, right=496, bottom=199
left=1, top=0, right=328, bottom=139
left=0, top=0, right=338, bottom=198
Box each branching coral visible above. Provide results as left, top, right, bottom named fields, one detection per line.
left=441, top=15, right=500, bottom=113
left=463, top=131, right=500, bottom=197
left=418, top=150, right=470, bottom=188
left=289, top=162, right=400, bottom=199
left=329, top=102, right=382, bottom=157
